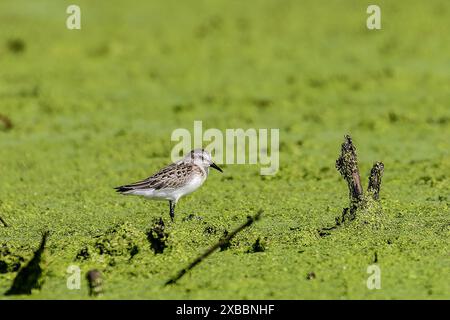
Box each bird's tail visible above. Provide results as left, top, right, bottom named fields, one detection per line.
left=114, top=185, right=135, bottom=194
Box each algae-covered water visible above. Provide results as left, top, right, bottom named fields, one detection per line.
left=0, top=0, right=449, bottom=299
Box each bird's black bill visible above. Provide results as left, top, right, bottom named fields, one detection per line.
left=210, top=162, right=223, bottom=172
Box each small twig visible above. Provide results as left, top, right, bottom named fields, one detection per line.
left=368, top=162, right=384, bottom=200
left=5, top=231, right=49, bottom=295
left=0, top=216, right=8, bottom=227
left=165, top=210, right=263, bottom=285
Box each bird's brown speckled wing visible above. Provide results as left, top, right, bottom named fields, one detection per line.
left=116, top=162, right=204, bottom=191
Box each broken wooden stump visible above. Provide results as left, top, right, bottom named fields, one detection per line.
left=319, top=135, right=384, bottom=235
left=335, top=135, right=364, bottom=222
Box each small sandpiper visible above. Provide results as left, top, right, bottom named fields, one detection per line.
left=115, top=149, right=223, bottom=221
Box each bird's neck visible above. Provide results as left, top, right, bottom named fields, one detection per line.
left=196, top=164, right=208, bottom=177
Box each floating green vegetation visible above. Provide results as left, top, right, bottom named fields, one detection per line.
left=0, top=0, right=449, bottom=299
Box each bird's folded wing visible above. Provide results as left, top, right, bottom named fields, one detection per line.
left=116, top=162, right=201, bottom=191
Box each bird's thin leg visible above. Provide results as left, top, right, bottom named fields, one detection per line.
left=169, top=201, right=175, bottom=221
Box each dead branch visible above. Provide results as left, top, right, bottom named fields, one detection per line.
left=5, top=231, right=49, bottom=295
left=0, top=216, right=8, bottom=227
left=165, top=210, right=263, bottom=285
left=335, top=135, right=364, bottom=204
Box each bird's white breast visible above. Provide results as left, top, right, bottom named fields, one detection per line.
left=171, top=174, right=206, bottom=201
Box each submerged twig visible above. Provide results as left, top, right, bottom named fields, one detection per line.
left=165, top=210, right=263, bottom=285
left=5, top=231, right=49, bottom=295
left=0, top=216, right=8, bottom=227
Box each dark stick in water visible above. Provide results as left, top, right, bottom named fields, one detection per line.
left=165, top=210, right=263, bottom=285
left=0, top=216, right=8, bottom=227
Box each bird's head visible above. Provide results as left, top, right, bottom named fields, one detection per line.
left=183, top=149, right=223, bottom=173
